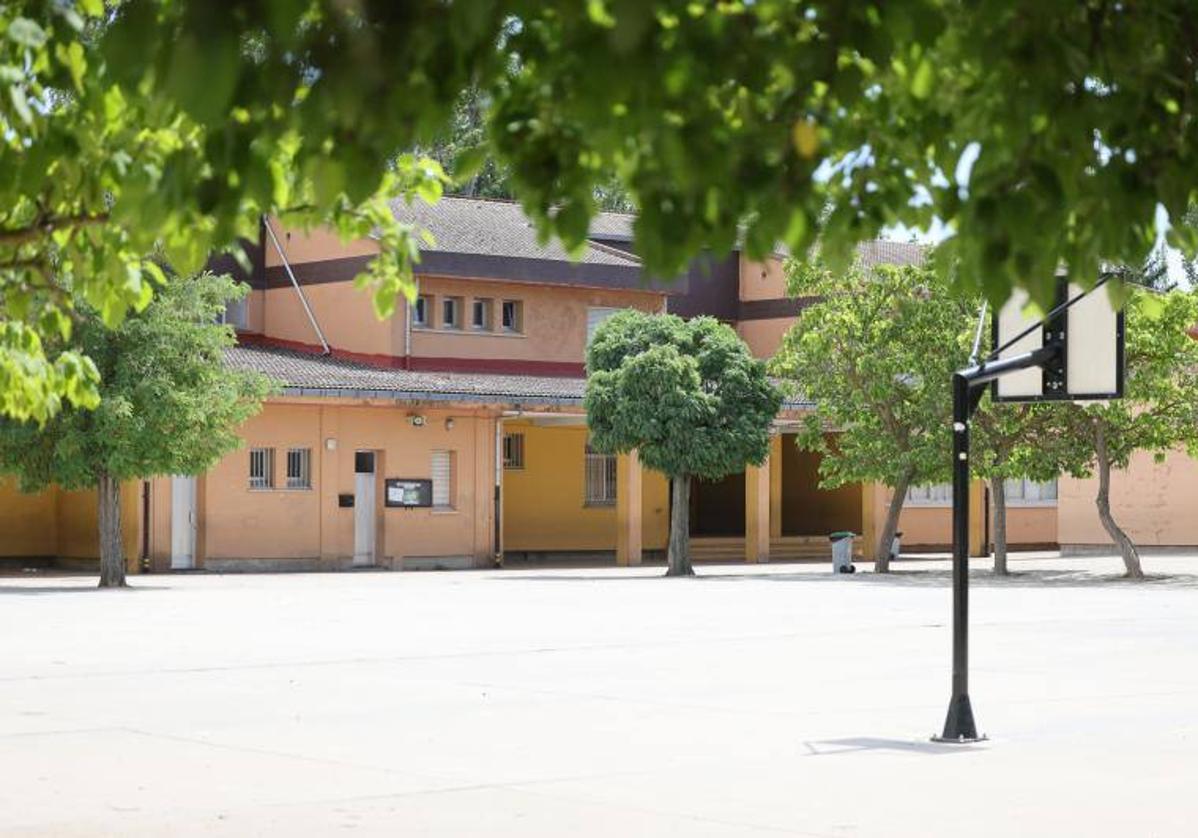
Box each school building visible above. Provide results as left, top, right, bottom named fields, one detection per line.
left=1, top=197, right=1189, bottom=571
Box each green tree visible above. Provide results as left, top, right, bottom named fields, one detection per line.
left=0, top=273, right=273, bottom=587
left=9, top=1, right=1198, bottom=420
left=971, top=403, right=1073, bottom=575
left=1051, top=289, right=1198, bottom=578
left=771, top=260, right=976, bottom=571
left=585, top=311, right=780, bottom=577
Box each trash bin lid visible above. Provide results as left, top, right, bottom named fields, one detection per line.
left=829, top=531, right=855, bottom=541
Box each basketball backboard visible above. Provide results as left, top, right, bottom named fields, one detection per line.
left=991, top=278, right=1124, bottom=402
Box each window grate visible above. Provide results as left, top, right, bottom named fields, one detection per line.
left=584, top=444, right=617, bottom=505
left=249, top=448, right=274, bottom=489
left=286, top=448, right=311, bottom=489
left=503, top=433, right=524, bottom=469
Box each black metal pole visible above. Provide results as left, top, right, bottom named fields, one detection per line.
left=932, top=343, right=1059, bottom=743
left=934, top=372, right=982, bottom=742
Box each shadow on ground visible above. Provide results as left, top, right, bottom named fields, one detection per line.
left=802, top=736, right=985, bottom=756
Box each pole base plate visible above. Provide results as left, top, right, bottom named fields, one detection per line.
left=930, top=733, right=989, bottom=744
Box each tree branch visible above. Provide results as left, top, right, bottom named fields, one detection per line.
left=0, top=212, right=111, bottom=247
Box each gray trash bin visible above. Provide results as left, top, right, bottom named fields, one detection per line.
left=830, top=531, right=856, bottom=573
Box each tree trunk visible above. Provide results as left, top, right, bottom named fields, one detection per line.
left=990, top=475, right=1008, bottom=575
left=666, top=475, right=694, bottom=577
left=97, top=472, right=127, bottom=588
left=875, top=466, right=914, bottom=573
left=1094, top=424, right=1143, bottom=579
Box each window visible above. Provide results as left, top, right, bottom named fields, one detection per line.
left=501, top=299, right=523, bottom=333
left=472, top=298, right=493, bottom=331
left=441, top=296, right=462, bottom=329
left=586, top=306, right=623, bottom=344
left=413, top=295, right=429, bottom=327
left=249, top=448, right=274, bottom=489
left=431, top=450, right=455, bottom=508
left=221, top=295, right=248, bottom=330
left=1004, top=478, right=1058, bottom=505
left=286, top=448, right=311, bottom=489
left=906, top=483, right=952, bottom=506
left=584, top=442, right=617, bottom=505
left=503, top=433, right=524, bottom=469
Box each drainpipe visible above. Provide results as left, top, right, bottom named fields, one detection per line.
left=494, top=414, right=504, bottom=566
left=262, top=216, right=331, bottom=355
left=404, top=280, right=415, bottom=369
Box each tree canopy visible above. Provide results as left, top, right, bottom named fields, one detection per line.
left=585, top=310, right=780, bottom=576
left=1052, top=288, right=1198, bottom=577
left=771, top=259, right=976, bottom=569
left=8, top=1, right=1198, bottom=420
left=0, top=272, right=273, bottom=586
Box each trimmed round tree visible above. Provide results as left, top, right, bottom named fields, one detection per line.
left=585, top=311, right=781, bottom=577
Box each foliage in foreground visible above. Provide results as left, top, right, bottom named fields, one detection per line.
left=7, top=2, right=1198, bottom=420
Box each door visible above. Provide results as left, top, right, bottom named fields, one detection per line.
left=353, top=451, right=376, bottom=567
left=170, top=475, right=197, bottom=569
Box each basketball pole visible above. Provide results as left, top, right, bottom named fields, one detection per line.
left=934, top=344, right=1058, bottom=743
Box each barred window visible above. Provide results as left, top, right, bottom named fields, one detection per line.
left=503, top=433, right=525, bottom=469
left=584, top=442, right=617, bottom=505
left=286, top=448, right=311, bottom=489
left=249, top=448, right=274, bottom=489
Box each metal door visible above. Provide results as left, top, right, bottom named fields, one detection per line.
left=353, top=452, right=376, bottom=567
left=170, top=475, right=197, bottom=569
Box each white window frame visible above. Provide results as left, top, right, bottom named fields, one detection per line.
left=584, top=442, right=617, bottom=506
left=1003, top=477, right=1058, bottom=506
left=905, top=482, right=952, bottom=507
left=249, top=447, right=274, bottom=490
left=285, top=448, right=312, bottom=490
left=441, top=297, right=461, bottom=330
left=501, top=299, right=523, bottom=334
left=431, top=450, right=455, bottom=509
left=413, top=295, right=429, bottom=327
left=472, top=298, right=493, bottom=331
left=503, top=433, right=524, bottom=469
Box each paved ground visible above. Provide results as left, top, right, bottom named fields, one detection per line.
left=2, top=553, right=1197, bottom=836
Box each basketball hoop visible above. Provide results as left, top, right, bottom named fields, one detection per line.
left=933, top=277, right=1125, bottom=744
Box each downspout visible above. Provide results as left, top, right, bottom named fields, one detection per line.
left=494, top=414, right=504, bottom=566
left=262, top=216, right=331, bottom=355
left=404, top=279, right=415, bottom=369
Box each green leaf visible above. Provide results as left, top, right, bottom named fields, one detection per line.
left=7, top=17, right=47, bottom=49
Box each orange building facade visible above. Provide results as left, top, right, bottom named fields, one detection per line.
left=3, top=198, right=1084, bottom=572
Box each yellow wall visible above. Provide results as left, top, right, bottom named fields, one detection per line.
left=0, top=477, right=58, bottom=557
left=0, top=478, right=140, bottom=566
left=502, top=422, right=669, bottom=552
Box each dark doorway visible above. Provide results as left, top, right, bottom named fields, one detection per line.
left=781, top=434, right=862, bottom=536
left=690, top=472, right=745, bottom=536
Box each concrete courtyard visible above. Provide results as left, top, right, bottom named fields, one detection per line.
left=2, top=553, right=1197, bottom=836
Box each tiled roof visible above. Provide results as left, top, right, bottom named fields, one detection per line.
left=225, top=345, right=811, bottom=410
left=388, top=196, right=640, bottom=267
left=855, top=239, right=928, bottom=268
